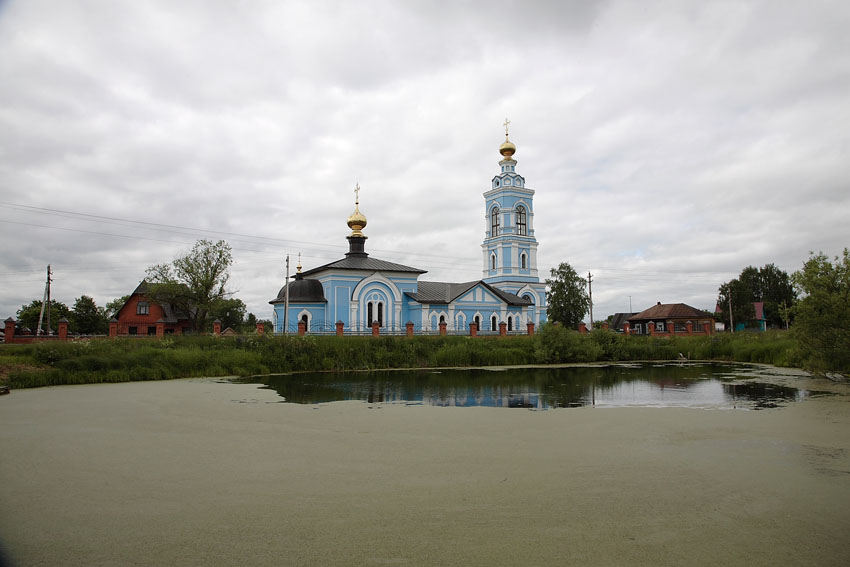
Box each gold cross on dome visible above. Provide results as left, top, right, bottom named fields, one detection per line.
left=354, top=182, right=360, bottom=205
left=503, top=117, right=511, bottom=137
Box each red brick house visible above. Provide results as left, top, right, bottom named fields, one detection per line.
left=626, top=302, right=714, bottom=336
left=114, top=281, right=193, bottom=336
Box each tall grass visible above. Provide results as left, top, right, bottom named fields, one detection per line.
left=1, top=327, right=805, bottom=389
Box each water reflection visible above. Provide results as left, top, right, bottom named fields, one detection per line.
left=245, top=363, right=808, bottom=410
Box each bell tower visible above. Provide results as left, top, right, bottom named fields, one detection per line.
left=480, top=120, right=548, bottom=324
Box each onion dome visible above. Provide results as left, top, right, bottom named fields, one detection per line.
left=499, top=138, right=516, bottom=159
left=347, top=182, right=368, bottom=237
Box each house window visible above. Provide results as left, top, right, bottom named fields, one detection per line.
left=656, top=321, right=665, bottom=332
left=137, top=301, right=149, bottom=315
left=516, top=205, right=527, bottom=235
left=128, top=326, right=137, bottom=335
left=147, top=326, right=156, bottom=336
left=491, top=207, right=500, bottom=236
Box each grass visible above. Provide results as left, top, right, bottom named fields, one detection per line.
left=0, top=326, right=811, bottom=389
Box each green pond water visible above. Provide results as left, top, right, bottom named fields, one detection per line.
left=242, top=362, right=811, bottom=410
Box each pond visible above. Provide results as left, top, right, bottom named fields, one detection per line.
left=242, top=362, right=811, bottom=410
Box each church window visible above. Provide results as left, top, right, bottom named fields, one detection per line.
left=491, top=316, right=497, bottom=331
left=507, top=317, right=513, bottom=331
left=378, top=303, right=383, bottom=327
left=474, top=315, right=480, bottom=330
left=439, top=315, right=445, bottom=325
left=505, top=178, right=512, bottom=186
left=516, top=178, right=522, bottom=187
left=516, top=206, right=527, bottom=235
left=137, top=301, right=149, bottom=315
left=490, top=253, right=497, bottom=270
left=520, top=253, right=527, bottom=270
left=491, top=207, right=500, bottom=236
left=367, top=302, right=373, bottom=326
left=494, top=179, right=500, bottom=188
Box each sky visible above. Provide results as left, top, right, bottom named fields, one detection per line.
left=1, top=0, right=849, bottom=325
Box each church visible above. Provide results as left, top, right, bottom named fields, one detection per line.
left=270, top=126, right=548, bottom=334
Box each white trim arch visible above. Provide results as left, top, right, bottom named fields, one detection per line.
left=297, top=309, right=312, bottom=332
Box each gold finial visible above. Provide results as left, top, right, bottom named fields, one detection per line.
left=347, top=182, right=368, bottom=237
left=297, top=252, right=302, bottom=274
left=499, top=118, right=516, bottom=160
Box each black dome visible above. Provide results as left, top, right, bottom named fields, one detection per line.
left=270, top=275, right=327, bottom=304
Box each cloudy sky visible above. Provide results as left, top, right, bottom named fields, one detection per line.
left=1, top=0, right=848, bottom=325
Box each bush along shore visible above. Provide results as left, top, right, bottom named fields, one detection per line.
left=0, top=326, right=822, bottom=389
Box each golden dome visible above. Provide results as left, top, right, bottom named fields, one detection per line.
left=499, top=137, right=516, bottom=159
left=347, top=205, right=367, bottom=236
left=347, top=182, right=367, bottom=236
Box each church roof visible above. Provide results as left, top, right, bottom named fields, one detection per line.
left=270, top=275, right=328, bottom=304
left=300, top=255, right=426, bottom=277
left=405, top=280, right=532, bottom=306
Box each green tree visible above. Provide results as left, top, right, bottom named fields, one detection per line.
left=15, top=299, right=70, bottom=333
left=104, top=295, right=130, bottom=319
left=791, top=249, right=850, bottom=373
left=717, top=263, right=796, bottom=329
left=145, top=239, right=234, bottom=333
left=545, top=262, right=588, bottom=328
left=70, top=295, right=109, bottom=335
left=209, top=297, right=247, bottom=332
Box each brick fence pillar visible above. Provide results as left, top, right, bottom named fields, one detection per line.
left=109, top=318, right=118, bottom=338
left=406, top=321, right=414, bottom=337
left=298, top=321, right=306, bottom=336
left=439, top=322, right=447, bottom=336
left=649, top=322, right=656, bottom=336
left=336, top=321, right=345, bottom=336
left=58, top=318, right=69, bottom=340
left=4, top=318, right=16, bottom=344
left=668, top=320, right=675, bottom=336
left=213, top=319, right=222, bottom=336
left=686, top=321, right=693, bottom=335
left=526, top=322, right=534, bottom=336
left=371, top=321, right=380, bottom=337
left=156, top=319, right=165, bottom=337
left=499, top=321, right=507, bottom=337
left=623, top=322, right=631, bottom=335
left=256, top=322, right=264, bottom=335
left=579, top=322, right=587, bottom=334
left=469, top=322, right=478, bottom=337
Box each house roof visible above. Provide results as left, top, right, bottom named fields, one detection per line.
left=628, top=303, right=710, bottom=321
left=300, top=255, right=426, bottom=277
left=405, top=280, right=532, bottom=307
left=610, top=312, right=638, bottom=330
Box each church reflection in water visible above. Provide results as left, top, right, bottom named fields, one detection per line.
left=245, top=363, right=806, bottom=410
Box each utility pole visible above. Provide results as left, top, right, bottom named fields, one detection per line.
left=587, top=272, right=594, bottom=331
left=728, top=288, right=734, bottom=334
left=283, top=255, right=290, bottom=335
left=628, top=296, right=632, bottom=313
left=36, top=265, right=52, bottom=336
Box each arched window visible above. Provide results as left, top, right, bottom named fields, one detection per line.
left=520, top=252, right=527, bottom=270
left=491, top=316, right=497, bottom=331
left=439, top=315, right=445, bottom=325
left=377, top=303, right=383, bottom=327
left=490, top=207, right=500, bottom=236
left=491, top=253, right=497, bottom=271
left=367, top=302, right=373, bottom=326
left=516, top=205, right=527, bottom=236
left=507, top=316, right=513, bottom=331
left=474, top=315, right=480, bottom=330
